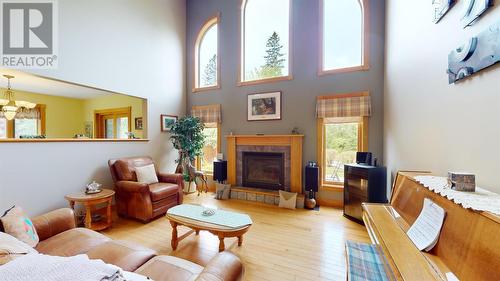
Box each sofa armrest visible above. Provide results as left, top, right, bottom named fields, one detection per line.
left=31, top=208, right=76, bottom=241
left=158, top=173, right=183, bottom=186
left=116, top=181, right=149, bottom=194
left=158, top=173, right=184, bottom=204
left=195, top=252, right=243, bottom=281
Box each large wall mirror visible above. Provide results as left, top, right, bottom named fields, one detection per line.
left=0, top=70, right=147, bottom=142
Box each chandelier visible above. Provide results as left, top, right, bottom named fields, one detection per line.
left=0, top=75, right=36, bottom=120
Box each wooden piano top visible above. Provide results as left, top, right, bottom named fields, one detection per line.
left=362, top=171, right=500, bottom=281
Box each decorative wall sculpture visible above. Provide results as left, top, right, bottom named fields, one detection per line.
left=461, top=0, right=493, bottom=28
left=433, top=0, right=455, bottom=24
left=448, top=21, right=500, bottom=84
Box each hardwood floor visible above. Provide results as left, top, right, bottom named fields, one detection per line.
left=102, top=193, right=370, bottom=281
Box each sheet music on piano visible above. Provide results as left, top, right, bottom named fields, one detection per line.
left=407, top=198, right=446, bottom=251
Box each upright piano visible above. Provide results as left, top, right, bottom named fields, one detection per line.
left=362, top=171, right=500, bottom=281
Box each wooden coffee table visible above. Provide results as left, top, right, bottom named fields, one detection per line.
left=65, top=189, right=115, bottom=231
left=166, top=204, right=252, bottom=252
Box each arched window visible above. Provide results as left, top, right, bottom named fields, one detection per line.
left=240, top=0, right=291, bottom=85
left=194, top=16, right=219, bottom=91
left=321, top=0, right=368, bottom=74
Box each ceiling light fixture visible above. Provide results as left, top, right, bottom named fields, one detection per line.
left=0, top=75, right=36, bottom=120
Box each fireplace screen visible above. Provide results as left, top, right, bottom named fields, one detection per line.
left=242, top=152, right=285, bottom=190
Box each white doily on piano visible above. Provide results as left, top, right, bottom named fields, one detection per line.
left=413, top=176, right=500, bottom=215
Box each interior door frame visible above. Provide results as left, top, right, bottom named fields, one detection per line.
left=94, top=107, right=132, bottom=139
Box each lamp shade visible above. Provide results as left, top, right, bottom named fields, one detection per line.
left=2, top=105, right=18, bottom=120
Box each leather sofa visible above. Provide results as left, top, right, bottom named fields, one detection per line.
left=30, top=208, right=243, bottom=281
left=108, top=156, right=184, bottom=222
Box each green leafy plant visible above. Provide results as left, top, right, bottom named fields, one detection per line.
left=168, top=116, right=205, bottom=172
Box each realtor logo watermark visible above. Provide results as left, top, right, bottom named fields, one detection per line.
left=1, top=0, right=58, bottom=69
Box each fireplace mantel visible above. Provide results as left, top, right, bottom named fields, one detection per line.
left=226, top=135, right=304, bottom=194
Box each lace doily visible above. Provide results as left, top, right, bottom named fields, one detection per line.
left=413, top=176, right=500, bottom=215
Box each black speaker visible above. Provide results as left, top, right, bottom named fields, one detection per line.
left=356, top=152, right=372, bottom=165
left=213, top=160, right=227, bottom=183
left=305, top=165, right=319, bottom=192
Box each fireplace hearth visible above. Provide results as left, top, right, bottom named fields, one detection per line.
left=242, top=152, right=285, bottom=190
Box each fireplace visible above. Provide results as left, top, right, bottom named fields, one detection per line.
left=242, top=152, right=285, bottom=190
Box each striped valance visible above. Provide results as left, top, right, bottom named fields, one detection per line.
left=316, top=92, right=371, bottom=118
left=0, top=107, right=40, bottom=119
left=191, top=104, right=221, bottom=123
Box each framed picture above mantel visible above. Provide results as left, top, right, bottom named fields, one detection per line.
left=247, top=91, right=282, bottom=121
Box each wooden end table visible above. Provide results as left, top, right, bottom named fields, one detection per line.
left=166, top=204, right=252, bottom=252
left=65, top=189, right=115, bottom=231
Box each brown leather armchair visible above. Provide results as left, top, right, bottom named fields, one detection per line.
left=108, top=156, right=183, bottom=223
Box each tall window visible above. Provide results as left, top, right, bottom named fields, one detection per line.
left=194, top=16, right=219, bottom=91
left=321, top=0, right=368, bottom=73
left=241, top=0, right=290, bottom=84
left=318, top=117, right=368, bottom=187
left=197, top=123, right=220, bottom=174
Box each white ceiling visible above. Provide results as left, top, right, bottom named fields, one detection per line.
left=0, top=69, right=116, bottom=100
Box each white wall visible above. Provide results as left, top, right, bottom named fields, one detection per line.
left=0, top=0, right=186, bottom=215
left=384, top=1, right=500, bottom=192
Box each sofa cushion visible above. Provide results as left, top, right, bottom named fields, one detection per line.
left=1, top=206, right=39, bottom=247
left=136, top=164, right=159, bottom=185
left=149, top=183, right=179, bottom=201
left=86, top=240, right=156, bottom=272
left=135, top=255, right=203, bottom=281
left=35, top=228, right=110, bottom=256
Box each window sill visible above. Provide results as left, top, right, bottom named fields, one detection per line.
left=318, top=65, right=369, bottom=76
left=321, top=183, right=344, bottom=191
left=237, top=75, right=293, bottom=87
left=0, top=138, right=150, bottom=143
left=192, top=85, right=220, bottom=93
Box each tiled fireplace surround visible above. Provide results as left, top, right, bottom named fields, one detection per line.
left=236, top=145, right=291, bottom=191
left=226, top=135, right=305, bottom=208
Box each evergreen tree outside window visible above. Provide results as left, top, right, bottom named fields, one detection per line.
left=241, top=0, right=290, bottom=83
left=195, top=17, right=219, bottom=90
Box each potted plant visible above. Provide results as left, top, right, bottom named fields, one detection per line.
left=168, top=116, right=205, bottom=192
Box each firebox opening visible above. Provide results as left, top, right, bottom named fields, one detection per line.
left=242, top=152, right=285, bottom=190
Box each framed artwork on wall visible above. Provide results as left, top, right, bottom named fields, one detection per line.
left=161, top=115, right=178, bottom=132
left=432, top=0, right=455, bottom=24
left=447, top=21, right=500, bottom=84
left=247, top=91, right=282, bottom=121
left=135, top=117, right=143, bottom=130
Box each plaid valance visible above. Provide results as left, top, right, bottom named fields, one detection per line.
left=191, top=104, right=221, bottom=123
left=316, top=92, right=371, bottom=118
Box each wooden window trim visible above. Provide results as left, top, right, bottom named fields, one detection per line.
left=318, top=0, right=370, bottom=76
left=196, top=122, right=221, bottom=175
left=4, top=104, right=46, bottom=138
left=94, top=106, right=132, bottom=139
left=316, top=116, right=369, bottom=191
left=193, top=15, right=220, bottom=93
left=238, top=0, right=293, bottom=86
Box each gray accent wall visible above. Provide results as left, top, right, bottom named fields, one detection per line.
left=187, top=0, right=385, bottom=201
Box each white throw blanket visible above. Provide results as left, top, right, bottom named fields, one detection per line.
left=0, top=253, right=129, bottom=281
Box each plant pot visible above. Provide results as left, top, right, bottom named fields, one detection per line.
left=183, top=181, right=197, bottom=194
